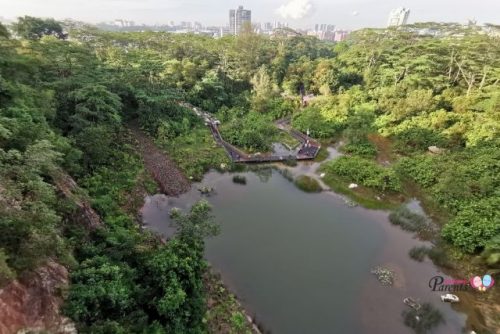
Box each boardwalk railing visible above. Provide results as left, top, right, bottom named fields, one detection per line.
left=181, top=102, right=321, bottom=163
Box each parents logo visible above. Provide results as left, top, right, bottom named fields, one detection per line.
left=429, top=274, right=494, bottom=292
left=470, top=275, right=495, bottom=292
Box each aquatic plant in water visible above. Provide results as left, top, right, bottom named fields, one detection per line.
left=370, top=266, right=394, bottom=286
left=294, top=175, right=322, bottom=193
left=402, top=303, right=444, bottom=334
left=232, top=175, right=247, bottom=185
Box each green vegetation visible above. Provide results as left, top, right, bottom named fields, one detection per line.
left=389, top=207, right=432, bottom=234
left=320, top=173, right=402, bottom=210
left=407, top=246, right=453, bottom=268
left=341, top=141, right=377, bottom=158
left=160, top=126, right=229, bottom=181
left=322, top=156, right=401, bottom=192
left=482, top=235, right=500, bottom=267
left=12, top=16, right=66, bottom=40
left=221, top=112, right=279, bottom=152
left=65, top=201, right=218, bottom=333
left=294, top=175, right=322, bottom=193
left=0, top=19, right=234, bottom=332
left=277, top=130, right=301, bottom=149
left=402, top=303, right=445, bottom=334
left=232, top=175, right=247, bottom=185
left=396, top=147, right=500, bottom=255
left=409, top=246, right=428, bottom=262
left=314, top=146, right=330, bottom=162
left=204, top=271, right=254, bottom=334
left=1, top=14, right=499, bottom=331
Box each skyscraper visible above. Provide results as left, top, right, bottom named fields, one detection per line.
left=229, top=6, right=251, bottom=35
left=387, top=7, right=410, bottom=27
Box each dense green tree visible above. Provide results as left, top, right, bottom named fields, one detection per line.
left=221, top=112, right=279, bottom=151
left=13, top=16, right=66, bottom=40
left=69, top=85, right=122, bottom=132
left=0, top=23, right=10, bottom=39
left=442, top=198, right=500, bottom=253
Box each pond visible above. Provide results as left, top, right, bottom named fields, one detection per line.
left=141, top=169, right=467, bottom=334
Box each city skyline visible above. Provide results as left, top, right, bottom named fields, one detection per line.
left=0, top=0, right=499, bottom=30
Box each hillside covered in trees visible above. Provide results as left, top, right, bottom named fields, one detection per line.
left=0, top=16, right=499, bottom=333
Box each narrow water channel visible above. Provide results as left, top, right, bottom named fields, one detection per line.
left=141, top=169, right=467, bottom=334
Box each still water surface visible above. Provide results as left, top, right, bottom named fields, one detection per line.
left=141, top=169, right=467, bottom=334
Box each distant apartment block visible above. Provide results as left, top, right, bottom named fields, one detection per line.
left=387, top=7, right=410, bottom=27
left=314, top=24, right=335, bottom=32
left=229, top=6, right=251, bottom=35
left=307, top=23, right=348, bottom=42
left=333, top=30, right=349, bottom=41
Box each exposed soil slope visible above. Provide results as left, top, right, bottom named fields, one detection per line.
left=128, top=124, right=191, bottom=196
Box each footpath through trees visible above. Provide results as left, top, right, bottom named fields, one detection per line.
left=181, top=102, right=321, bottom=163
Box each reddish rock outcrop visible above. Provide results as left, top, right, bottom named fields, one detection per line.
left=0, top=261, right=76, bottom=334
left=53, top=171, right=102, bottom=230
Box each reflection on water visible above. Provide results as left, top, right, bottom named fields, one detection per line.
left=141, top=169, right=467, bottom=334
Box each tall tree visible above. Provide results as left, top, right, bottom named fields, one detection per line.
left=0, top=22, right=9, bottom=38
left=13, top=16, right=66, bottom=40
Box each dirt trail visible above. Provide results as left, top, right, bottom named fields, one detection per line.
left=128, top=124, right=190, bottom=196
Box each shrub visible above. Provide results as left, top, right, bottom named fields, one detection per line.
left=482, top=234, right=500, bottom=267
left=442, top=198, right=500, bottom=254
left=395, top=156, right=441, bottom=188
left=283, top=157, right=298, bottom=166
left=409, top=246, right=429, bottom=262
left=221, top=113, right=279, bottom=152
left=292, top=106, right=343, bottom=138
left=408, top=246, right=453, bottom=268
left=389, top=207, right=431, bottom=233
left=232, top=175, right=247, bottom=185
left=426, top=247, right=454, bottom=269
left=0, top=250, right=15, bottom=286
left=402, top=303, right=444, bottom=334
left=394, top=127, right=446, bottom=153
left=294, top=175, right=322, bottom=193
left=342, top=141, right=377, bottom=158
left=323, top=156, right=401, bottom=192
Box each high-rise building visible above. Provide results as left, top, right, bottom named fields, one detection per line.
left=315, top=24, right=335, bottom=32
left=387, top=7, right=410, bottom=27
left=333, top=30, right=349, bottom=42
left=229, top=6, right=251, bottom=35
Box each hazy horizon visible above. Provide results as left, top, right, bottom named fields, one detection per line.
left=1, top=0, right=499, bottom=30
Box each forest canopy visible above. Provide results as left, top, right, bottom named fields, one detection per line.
left=0, top=17, right=499, bottom=332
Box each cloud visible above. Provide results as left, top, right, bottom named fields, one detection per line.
left=276, top=0, right=314, bottom=20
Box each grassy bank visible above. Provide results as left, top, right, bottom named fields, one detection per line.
left=204, top=270, right=258, bottom=334
left=160, top=126, right=230, bottom=181
left=320, top=173, right=403, bottom=210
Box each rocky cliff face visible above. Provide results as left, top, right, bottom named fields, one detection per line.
left=53, top=171, right=102, bottom=230
left=0, top=262, right=76, bottom=334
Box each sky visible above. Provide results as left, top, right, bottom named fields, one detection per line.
left=0, top=0, right=499, bottom=30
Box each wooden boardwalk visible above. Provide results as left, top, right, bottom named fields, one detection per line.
left=181, top=102, right=321, bottom=164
